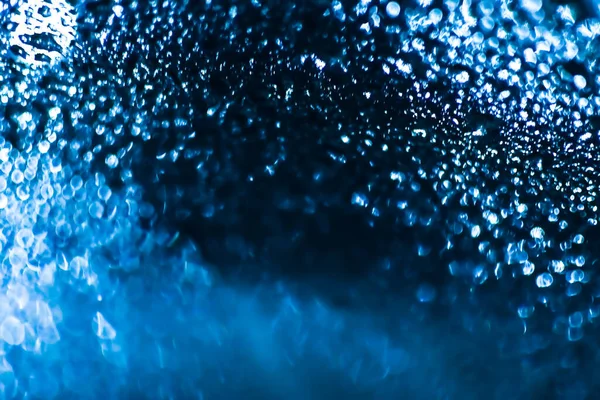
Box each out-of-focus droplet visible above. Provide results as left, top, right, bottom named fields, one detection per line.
left=1, top=316, right=24, bottom=346
left=416, top=283, right=436, bottom=303
left=536, top=272, right=553, bottom=288
left=386, top=2, right=401, bottom=18
left=520, top=0, right=543, bottom=13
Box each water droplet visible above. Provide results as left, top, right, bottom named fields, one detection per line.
left=551, top=260, right=565, bottom=273
left=568, top=327, right=584, bottom=342
left=486, top=213, right=498, bottom=224
left=10, top=170, right=23, bottom=185
left=473, top=266, right=488, bottom=285
left=569, top=312, right=584, bottom=328
left=536, top=272, right=553, bottom=288
left=89, top=201, right=104, bottom=219
left=520, top=0, right=542, bottom=13
left=574, top=75, right=587, bottom=90
left=522, top=261, right=535, bottom=275
left=455, top=71, right=470, bottom=83
left=15, top=229, right=34, bottom=249
left=530, top=227, right=544, bottom=240
left=518, top=305, right=535, bottom=318
left=70, top=256, right=88, bottom=279
left=567, top=270, right=585, bottom=283
left=416, top=283, right=436, bottom=303
left=351, top=192, right=368, bottom=207
left=105, top=154, right=119, bottom=169
left=93, top=312, right=116, bottom=340
left=0, top=316, right=24, bottom=346
left=8, top=248, right=28, bottom=271
left=386, top=2, right=401, bottom=18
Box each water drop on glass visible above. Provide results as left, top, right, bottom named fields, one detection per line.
left=428, top=8, right=443, bottom=25
left=386, top=2, right=401, bottom=18
left=522, top=261, right=535, bottom=275
left=530, top=227, right=544, bottom=240
left=10, top=170, right=23, bottom=185
left=416, top=283, right=436, bottom=303
left=455, top=71, right=470, bottom=83
left=105, top=154, right=118, bottom=169
left=15, top=229, right=34, bottom=249
left=567, top=270, right=585, bottom=283
left=568, top=327, right=584, bottom=342
left=551, top=260, right=565, bottom=273
left=0, top=316, right=24, bottom=346
left=351, top=192, right=368, bottom=207
left=518, top=305, right=535, bottom=318
left=89, top=201, right=104, bottom=219
left=8, top=248, right=27, bottom=270
left=569, top=312, right=584, bottom=328
left=520, top=0, right=542, bottom=13
left=574, top=75, right=587, bottom=89
left=536, top=272, right=553, bottom=288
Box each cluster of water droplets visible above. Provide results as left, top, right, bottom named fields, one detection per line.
left=1, top=0, right=600, bottom=398
left=2, top=0, right=77, bottom=66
